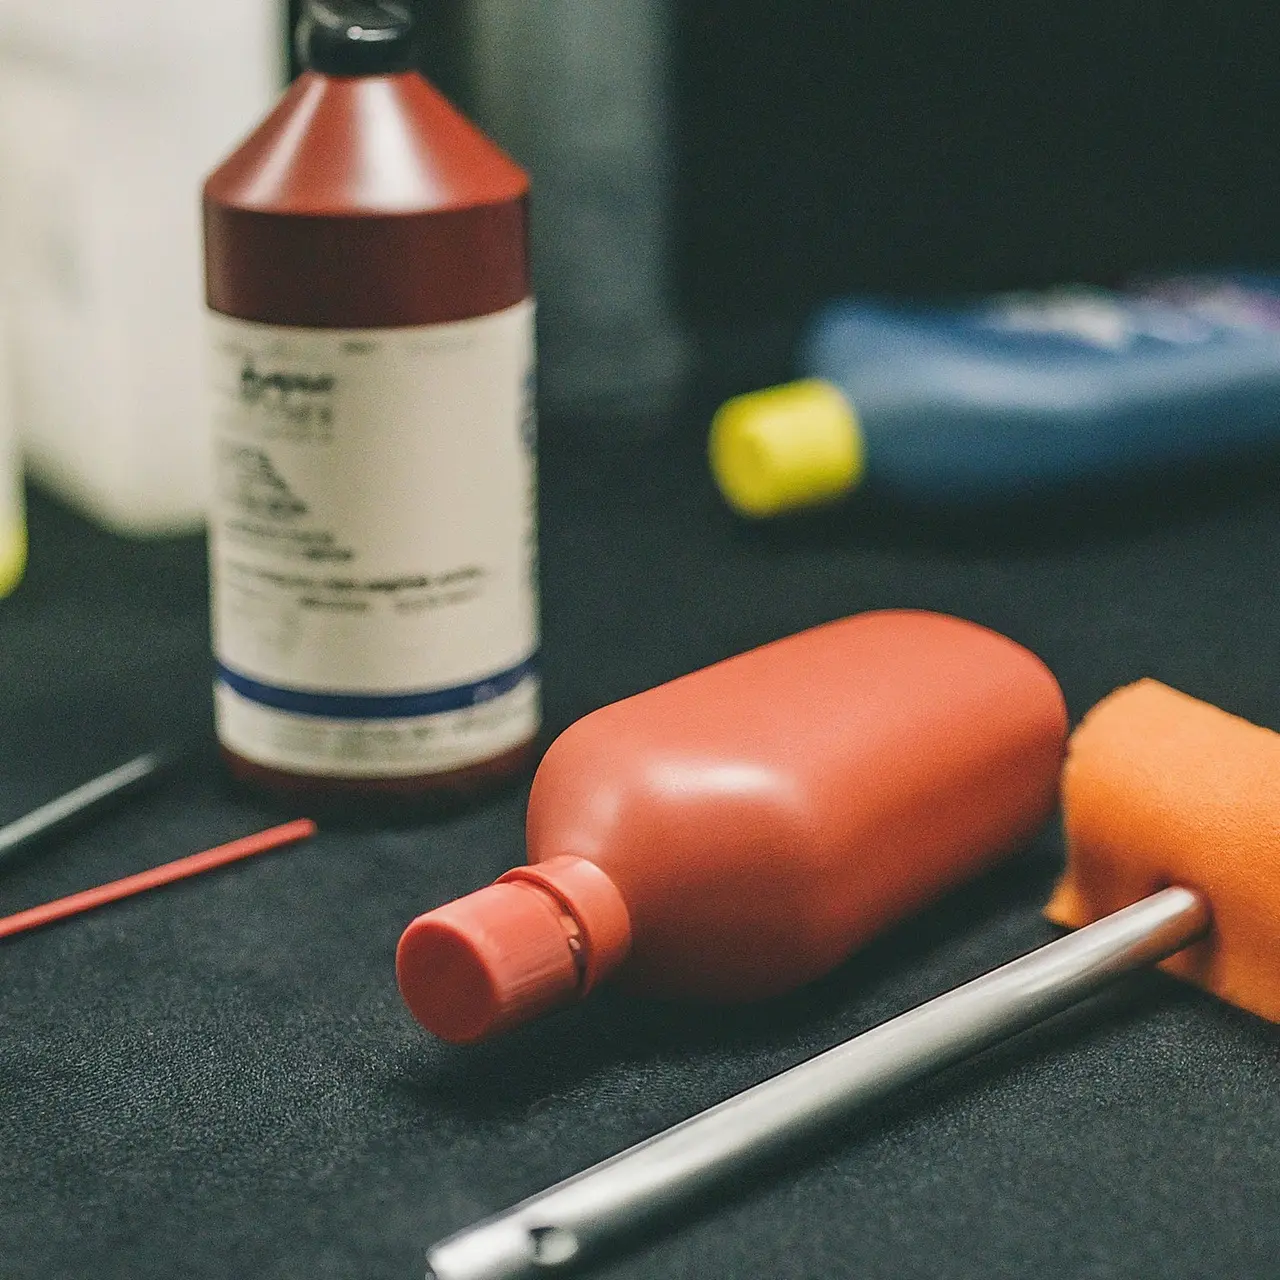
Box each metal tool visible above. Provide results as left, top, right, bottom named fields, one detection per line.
left=0, top=751, right=170, bottom=869
left=425, top=887, right=1211, bottom=1280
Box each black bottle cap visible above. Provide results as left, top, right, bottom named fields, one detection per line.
left=297, top=1, right=416, bottom=77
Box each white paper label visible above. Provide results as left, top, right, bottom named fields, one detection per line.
left=207, top=301, right=538, bottom=777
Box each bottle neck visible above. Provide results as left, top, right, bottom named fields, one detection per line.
left=499, top=856, right=633, bottom=994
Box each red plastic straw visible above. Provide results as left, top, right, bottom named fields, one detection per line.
left=0, top=818, right=317, bottom=940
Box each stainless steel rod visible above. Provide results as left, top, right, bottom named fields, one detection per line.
left=0, top=752, right=168, bottom=867
left=425, top=886, right=1211, bottom=1280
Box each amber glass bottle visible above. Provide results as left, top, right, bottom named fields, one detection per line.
left=203, top=1, right=537, bottom=807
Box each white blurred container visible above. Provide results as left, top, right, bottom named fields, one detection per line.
left=0, top=1, right=281, bottom=534
left=466, top=0, right=688, bottom=419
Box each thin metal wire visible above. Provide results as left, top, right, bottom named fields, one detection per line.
left=0, top=752, right=168, bottom=867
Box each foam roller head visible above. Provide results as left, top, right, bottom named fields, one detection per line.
left=1046, top=679, right=1280, bottom=1022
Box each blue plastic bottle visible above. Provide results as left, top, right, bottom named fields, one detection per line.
left=710, top=277, right=1280, bottom=515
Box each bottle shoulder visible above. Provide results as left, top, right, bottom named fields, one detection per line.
left=205, top=71, right=529, bottom=217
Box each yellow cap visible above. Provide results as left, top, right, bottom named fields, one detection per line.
left=709, top=379, right=865, bottom=518
left=0, top=520, right=25, bottom=598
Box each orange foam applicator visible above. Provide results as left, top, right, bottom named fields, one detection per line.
left=1047, top=678, right=1280, bottom=1023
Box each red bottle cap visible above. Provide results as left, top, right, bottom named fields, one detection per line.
left=396, top=856, right=632, bottom=1043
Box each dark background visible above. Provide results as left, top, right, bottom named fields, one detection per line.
left=2, top=5, right=1278, bottom=1279
left=672, top=3, right=1280, bottom=320
left=404, top=1, right=1280, bottom=326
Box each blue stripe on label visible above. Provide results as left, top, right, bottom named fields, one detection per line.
left=216, top=657, right=537, bottom=720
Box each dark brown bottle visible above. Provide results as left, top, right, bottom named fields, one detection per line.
left=203, top=1, right=538, bottom=807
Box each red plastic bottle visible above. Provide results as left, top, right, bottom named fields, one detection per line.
left=202, top=1, right=537, bottom=806
left=396, top=611, right=1069, bottom=1042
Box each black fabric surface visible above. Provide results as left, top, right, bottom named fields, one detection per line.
left=1, top=377, right=1279, bottom=1280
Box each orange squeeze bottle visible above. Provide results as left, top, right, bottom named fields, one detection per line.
left=396, top=610, right=1068, bottom=1042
